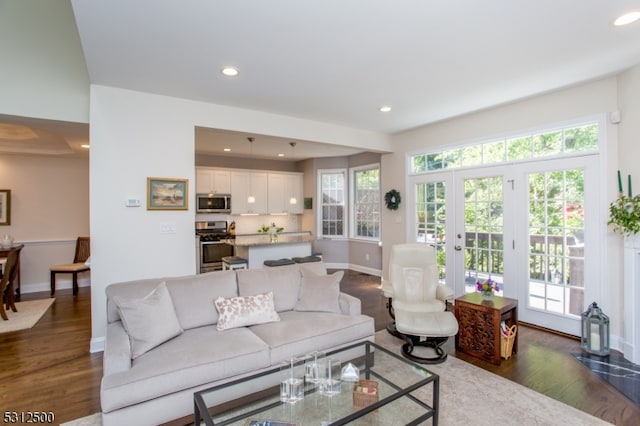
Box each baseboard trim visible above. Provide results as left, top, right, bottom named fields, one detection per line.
left=348, top=264, right=382, bottom=277
left=90, top=336, right=105, bottom=353
left=20, top=278, right=91, bottom=295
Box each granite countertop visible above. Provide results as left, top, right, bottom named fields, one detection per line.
left=226, top=234, right=315, bottom=247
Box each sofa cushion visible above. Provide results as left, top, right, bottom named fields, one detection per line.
left=250, top=310, right=374, bottom=364
left=214, top=292, right=280, bottom=331
left=237, top=265, right=300, bottom=312
left=295, top=271, right=343, bottom=313
left=113, top=282, right=183, bottom=359
left=298, top=261, right=328, bottom=276
left=101, top=325, right=271, bottom=413
left=165, top=270, right=238, bottom=329
left=106, top=278, right=166, bottom=324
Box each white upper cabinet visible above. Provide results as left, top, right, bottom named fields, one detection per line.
left=195, top=168, right=231, bottom=194
left=230, top=171, right=268, bottom=215
left=198, top=167, right=304, bottom=215
left=268, top=172, right=303, bottom=214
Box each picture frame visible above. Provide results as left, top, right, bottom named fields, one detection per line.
left=147, top=178, right=188, bottom=210
left=0, top=190, right=10, bottom=225
left=304, top=197, right=313, bottom=210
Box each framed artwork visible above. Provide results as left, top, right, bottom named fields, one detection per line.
left=147, top=178, right=188, bottom=210
left=0, top=190, right=10, bottom=225
left=304, top=197, right=313, bottom=210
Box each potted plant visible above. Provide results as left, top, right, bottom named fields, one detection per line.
left=608, top=195, right=640, bottom=236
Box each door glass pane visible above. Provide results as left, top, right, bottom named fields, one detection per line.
left=463, top=176, right=504, bottom=293
left=415, top=182, right=446, bottom=282
left=528, top=169, right=584, bottom=317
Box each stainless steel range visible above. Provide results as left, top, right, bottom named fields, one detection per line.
left=196, top=221, right=234, bottom=273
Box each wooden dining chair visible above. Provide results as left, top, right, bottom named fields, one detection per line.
left=50, top=237, right=90, bottom=296
left=0, top=248, right=20, bottom=320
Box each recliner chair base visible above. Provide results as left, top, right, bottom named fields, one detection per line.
left=388, top=322, right=451, bottom=364
left=400, top=334, right=450, bottom=364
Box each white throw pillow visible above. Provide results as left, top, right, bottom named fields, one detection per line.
left=214, top=292, right=281, bottom=331
left=113, top=282, right=183, bottom=359
left=294, top=270, right=344, bottom=313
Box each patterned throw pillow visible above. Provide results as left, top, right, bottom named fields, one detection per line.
left=214, top=292, right=280, bottom=331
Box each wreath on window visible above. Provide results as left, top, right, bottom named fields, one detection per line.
left=384, top=189, right=401, bottom=210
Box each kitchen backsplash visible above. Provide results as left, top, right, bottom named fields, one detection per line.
left=195, top=213, right=300, bottom=234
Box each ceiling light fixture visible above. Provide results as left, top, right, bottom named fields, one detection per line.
left=247, top=137, right=255, bottom=204
left=614, top=11, right=640, bottom=26
left=223, top=148, right=231, bottom=152
left=379, top=106, right=392, bottom=113
left=289, top=142, right=297, bottom=205
left=221, top=66, right=239, bottom=77
left=81, top=144, right=90, bottom=149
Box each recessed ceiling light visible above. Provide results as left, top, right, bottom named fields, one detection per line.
left=614, top=11, right=640, bottom=26
left=278, top=153, right=285, bottom=157
left=223, top=148, right=231, bottom=152
left=81, top=144, right=90, bottom=149
left=221, top=66, right=239, bottom=77
left=379, top=106, right=392, bottom=113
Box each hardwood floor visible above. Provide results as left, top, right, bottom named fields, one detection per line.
left=338, top=269, right=640, bottom=426
left=1, top=271, right=638, bottom=425
left=0, top=287, right=102, bottom=425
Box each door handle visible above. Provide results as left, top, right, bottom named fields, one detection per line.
left=454, top=245, right=462, bottom=251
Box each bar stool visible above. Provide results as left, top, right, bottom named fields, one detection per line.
left=292, top=255, right=322, bottom=263
left=263, top=258, right=296, bottom=267
left=222, top=256, right=248, bottom=270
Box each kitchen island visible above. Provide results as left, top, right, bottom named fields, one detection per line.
left=225, top=234, right=314, bottom=269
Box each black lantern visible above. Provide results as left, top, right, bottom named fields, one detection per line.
left=581, top=302, right=610, bottom=356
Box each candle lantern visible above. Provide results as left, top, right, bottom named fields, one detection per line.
left=581, top=302, right=610, bottom=356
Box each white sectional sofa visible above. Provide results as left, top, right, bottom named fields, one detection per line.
left=100, top=263, right=375, bottom=426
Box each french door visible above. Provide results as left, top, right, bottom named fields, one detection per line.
left=409, top=155, right=600, bottom=335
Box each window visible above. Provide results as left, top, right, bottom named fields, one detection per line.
left=318, top=169, right=346, bottom=238
left=410, top=121, right=598, bottom=174
left=351, top=164, right=380, bottom=239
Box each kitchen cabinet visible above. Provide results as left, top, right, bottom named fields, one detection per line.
left=196, top=168, right=231, bottom=194
left=230, top=171, right=268, bottom=214
left=267, top=172, right=303, bottom=214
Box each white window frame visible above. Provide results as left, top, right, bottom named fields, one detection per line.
left=317, top=168, right=347, bottom=239
left=350, top=163, right=381, bottom=241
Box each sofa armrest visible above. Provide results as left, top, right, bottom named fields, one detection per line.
left=103, top=322, right=132, bottom=376
left=339, top=292, right=361, bottom=316
left=436, top=285, right=454, bottom=304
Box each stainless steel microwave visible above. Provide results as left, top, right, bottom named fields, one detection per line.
left=196, top=193, right=231, bottom=213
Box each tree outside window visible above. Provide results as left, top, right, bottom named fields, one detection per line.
left=352, top=166, right=380, bottom=239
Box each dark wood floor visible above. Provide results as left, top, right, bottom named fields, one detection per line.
left=1, top=270, right=638, bottom=425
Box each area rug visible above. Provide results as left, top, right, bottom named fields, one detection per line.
left=63, top=330, right=609, bottom=426
left=572, top=351, right=640, bottom=406
left=0, top=298, right=55, bottom=333
left=374, top=331, right=609, bottom=425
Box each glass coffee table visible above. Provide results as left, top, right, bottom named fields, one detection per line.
left=194, top=341, right=439, bottom=425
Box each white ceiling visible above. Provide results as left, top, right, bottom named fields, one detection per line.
left=4, top=1, right=640, bottom=159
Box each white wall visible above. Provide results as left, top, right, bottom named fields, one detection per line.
left=89, top=85, right=391, bottom=350
left=0, top=153, right=89, bottom=292
left=0, top=0, right=89, bottom=123
left=382, top=75, right=640, bottom=350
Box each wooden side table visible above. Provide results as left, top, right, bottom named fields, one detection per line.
left=454, top=293, right=518, bottom=365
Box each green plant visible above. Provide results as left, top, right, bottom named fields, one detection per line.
left=608, top=195, right=640, bottom=236
left=258, top=222, right=284, bottom=234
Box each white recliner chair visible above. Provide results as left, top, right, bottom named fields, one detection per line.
left=385, top=243, right=458, bottom=364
